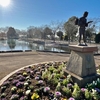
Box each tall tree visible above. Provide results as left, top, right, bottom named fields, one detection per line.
left=57, top=31, right=63, bottom=40
left=95, top=32, right=100, bottom=43
left=7, top=27, right=19, bottom=39
left=64, top=16, right=77, bottom=43
left=43, top=26, right=53, bottom=39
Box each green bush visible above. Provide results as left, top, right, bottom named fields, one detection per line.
left=95, top=33, right=100, bottom=43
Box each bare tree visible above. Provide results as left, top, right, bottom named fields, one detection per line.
left=50, top=20, right=64, bottom=42
left=0, top=27, right=9, bottom=33
left=87, top=17, right=100, bottom=32
left=27, top=26, right=36, bottom=38
left=86, top=17, right=100, bottom=42
left=27, top=26, right=44, bottom=39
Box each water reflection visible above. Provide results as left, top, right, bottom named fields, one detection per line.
left=7, top=39, right=16, bottom=50
left=0, top=39, right=66, bottom=52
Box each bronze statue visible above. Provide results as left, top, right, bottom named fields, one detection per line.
left=77, top=11, right=93, bottom=46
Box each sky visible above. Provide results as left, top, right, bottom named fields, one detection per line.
left=0, top=0, right=100, bottom=30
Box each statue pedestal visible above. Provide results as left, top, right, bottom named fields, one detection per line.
left=64, top=45, right=100, bottom=87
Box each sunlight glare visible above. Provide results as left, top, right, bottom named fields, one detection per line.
left=0, top=0, right=11, bottom=7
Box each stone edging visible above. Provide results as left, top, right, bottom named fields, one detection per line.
left=0, top=61, right=64, bottom=86
left=0, top=50, right=33, bottom=53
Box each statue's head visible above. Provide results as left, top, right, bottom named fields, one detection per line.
left=83, top=11, right=88, bottom=17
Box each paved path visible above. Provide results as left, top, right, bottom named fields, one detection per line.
left=0, top=51, right=100, bottom=80
left=0, top=51, right=69, bottom=80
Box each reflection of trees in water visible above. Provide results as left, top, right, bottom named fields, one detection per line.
left=28, top=43, right=45, bottom=50
left=28, top=43, right=35, bottom=50
left=7, top=39, right=16, bottom=49
left=56, top=46, right=70, bottom=52
left=35, top=44, right=44, bottom=50
left=20, top=41, right=28, bottom=50
left=28, top=43, right=33, bottom=49
left=1, top=39, right=6, bottom=44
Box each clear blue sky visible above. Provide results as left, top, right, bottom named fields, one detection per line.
left=0, top=0, right=100, bottom=30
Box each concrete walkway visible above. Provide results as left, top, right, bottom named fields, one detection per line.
left=0, top=51, right=69, bottom=80
left=0, top=51, right=100, bottom=80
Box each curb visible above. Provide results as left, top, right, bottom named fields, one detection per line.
left=0, top=50, right=33, bottom=53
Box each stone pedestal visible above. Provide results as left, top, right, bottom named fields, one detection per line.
left=64, top=45, right=100, bottom=87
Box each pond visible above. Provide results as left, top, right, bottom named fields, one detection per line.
left=0, top=39, right=66, bottom=52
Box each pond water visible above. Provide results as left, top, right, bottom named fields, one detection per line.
left=0, top=39, right=66, bottom=52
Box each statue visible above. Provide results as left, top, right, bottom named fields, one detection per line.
left=77, top=11, right=93, bottom=46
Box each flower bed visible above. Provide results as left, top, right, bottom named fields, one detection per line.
left=0, top=61, right=100, bottom=100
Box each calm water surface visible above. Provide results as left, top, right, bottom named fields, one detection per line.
left=0, top=39, right=65, bottom=52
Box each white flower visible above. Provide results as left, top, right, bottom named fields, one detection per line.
left=11, top=86, right=17, bottom=91
left=36, top=72, right=40, bottom=74
left=92, top=89, right=97, bottom=94
left=24, top=82, right=29, bottom=86
left=35, top=76, right=39, bottom=80
left=26, top=76, right=30, bottom=79
left=67, top=74, right=71, bottom=79
left=25, top=90, right=31, bottom=95
left=38, top=80, right=43, bottom=84
left=53, top=98, right=57, bottom=100
left=97, top=69, right=100, bottom=74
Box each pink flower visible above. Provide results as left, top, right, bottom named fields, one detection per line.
left=55, top=91, right=61, bottom=97
left=12, top=80, right=19, bottom=85
left=44, top=87, right=50, bottom=92
left=67, top=83, right=72, bottom=87
left=16, top=82, right=24, bottom=88
left=68, top=97, right=75, bottom=100
left=35, top=76, right=39, bottom=80
left=81, top=88, right=87, bottom=92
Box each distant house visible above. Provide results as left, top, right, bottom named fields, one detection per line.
left=19, top=34, right=27, bottom=38
left=0, top=32, right=7, bottom=40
